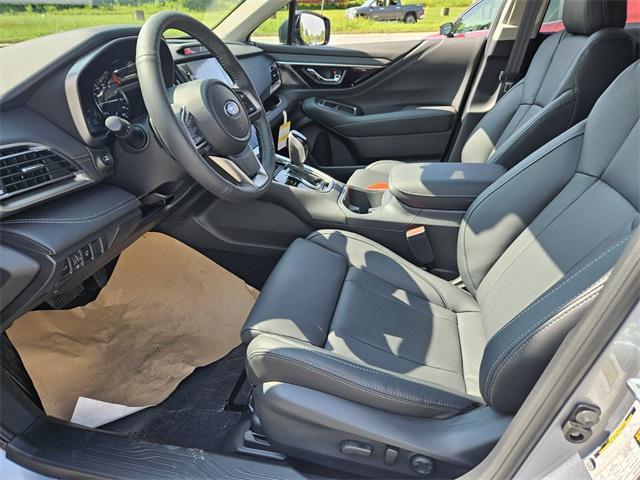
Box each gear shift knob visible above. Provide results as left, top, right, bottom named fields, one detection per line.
left=288, top=130, right=308, bottom=167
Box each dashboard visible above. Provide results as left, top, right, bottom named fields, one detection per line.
left=0, top=26, right=286, bottom=331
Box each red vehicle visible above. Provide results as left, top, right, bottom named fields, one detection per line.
left=430, top=0, right=640, bottom=38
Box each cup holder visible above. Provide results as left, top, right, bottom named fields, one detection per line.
left=343, top=188, right=386, bottom=214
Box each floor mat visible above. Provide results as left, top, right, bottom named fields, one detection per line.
left=6, top=232, right=258, bottom=424
left=103, top=345, right=249, bottom=452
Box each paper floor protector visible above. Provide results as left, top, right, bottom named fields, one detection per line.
left=7, top=232, right=258, bottom=421
left=70, top=397, right=152, bottom=428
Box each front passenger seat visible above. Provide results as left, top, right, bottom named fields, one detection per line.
left=242, top=59, right=640, bottom=476
left=348, top=0, right=634, bottom=190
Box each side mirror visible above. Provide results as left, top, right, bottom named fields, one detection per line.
left=297, top=11, right=331, bottom=46
left=278, top=11, right=331, bottom=46
left=440, top=22, right=454, bottom=37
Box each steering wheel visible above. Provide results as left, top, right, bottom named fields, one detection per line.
left=136, top=11, right=275, bottom=201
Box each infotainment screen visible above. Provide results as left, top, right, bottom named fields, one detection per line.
left=180, top=58, right=234, bottom=86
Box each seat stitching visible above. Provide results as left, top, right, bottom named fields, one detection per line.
left=249, top=349, right=469, bottom=411
left=460, top=127, right=586, bottom=291
left=339, top=330, right=463, bottom=375
left=0, top=198, right=139, bottom=224
left=491, top=95, right=575, bottom=167
left=483, top=279, right=602, bottom=400
left=262, top=334, right=471, bottom=401
left=482, top=236, right=628, bottom=399
left=308, top=231, right=453, bottom=310
left=484, top=234, right=630, bottom=349
left=488, top=286, right=603, bottom=405
left=243, top=328, right=314, bottom=345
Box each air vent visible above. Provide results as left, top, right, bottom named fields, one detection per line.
left=269, top=63, right=282, bottom=94
left=0, top=145, right=78, bottom=201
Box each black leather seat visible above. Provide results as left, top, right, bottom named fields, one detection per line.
left=348, top=0, right=635, bottom=190
left=241, top=58, right=640, bottom=472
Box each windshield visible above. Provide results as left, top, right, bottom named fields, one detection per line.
left=0, top=0, right=245, bottom=44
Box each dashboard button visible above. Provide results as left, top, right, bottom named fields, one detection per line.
left=81, top=244, right=93, bottom=263
left=61, top=259, right=71, bottom=277
left=69, top=251, right=83, bottom=271
left=91, top=239, right=103, bottom=257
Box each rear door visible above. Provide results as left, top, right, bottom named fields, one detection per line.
left=252, top=1, right=493, bottom=181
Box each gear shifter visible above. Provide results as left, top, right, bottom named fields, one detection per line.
left=275, top=129, right=331, bottom=191
left=287, top=130, right=308, bottom=170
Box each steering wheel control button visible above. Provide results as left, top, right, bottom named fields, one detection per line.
left=339, top=440, right=372, bottom=457
left=236, top=91, right=258, bottom=115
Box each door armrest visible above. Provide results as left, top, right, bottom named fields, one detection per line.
left=303, top=97, right=456, bottom=137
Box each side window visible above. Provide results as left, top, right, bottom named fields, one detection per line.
left=251, top=4, right=291, bottom=45
left=540, top=0, right=565, bottom=32
left=250, top=0, right=432, bottom=46
left=453, top=0, right=502, bottom=34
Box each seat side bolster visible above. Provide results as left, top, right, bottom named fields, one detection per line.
left=247, top=334, right=477, bottom=418
left=480, top=230, right=635, bottom=413
left=487, top=90, right=576, bottom=169
left=240, top=238, right=348, bottom=345
left=460, top=82, right=526, bottom=165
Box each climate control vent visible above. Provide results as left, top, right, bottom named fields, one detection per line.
left=0, top=145, right=78, bottom=200
left=269, top=63, right=282, bottom=93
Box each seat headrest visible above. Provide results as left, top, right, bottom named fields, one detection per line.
left=563, top=0, right=627, bottom=35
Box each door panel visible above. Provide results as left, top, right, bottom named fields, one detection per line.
left=260, top=37, right=486, bottom=180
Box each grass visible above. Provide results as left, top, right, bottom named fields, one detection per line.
left=253, top=6, right=467, bottom=38
left=0, top=1, right=471, bottom=44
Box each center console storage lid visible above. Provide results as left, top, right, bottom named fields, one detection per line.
left=389, top=162, right=506, bottom=211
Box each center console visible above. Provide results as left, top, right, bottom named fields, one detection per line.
left=273, top=156, right=334, bottom=192
left=268, top=133, right=506, bottom=279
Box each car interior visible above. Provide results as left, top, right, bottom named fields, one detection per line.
left=0, top=0, right=639, bottom=478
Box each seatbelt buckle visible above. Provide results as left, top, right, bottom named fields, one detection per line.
left=406, top=226, right=434, bottom=266
left=499, top=71, right=521, bottom=92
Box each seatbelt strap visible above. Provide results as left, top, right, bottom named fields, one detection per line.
left=499, top=0, right=546, bottom=96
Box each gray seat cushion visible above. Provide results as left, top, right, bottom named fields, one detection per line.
left=244, top=230, right=483, bottom=418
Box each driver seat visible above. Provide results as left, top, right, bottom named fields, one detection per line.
left=241, top=60, right=640, bottom=476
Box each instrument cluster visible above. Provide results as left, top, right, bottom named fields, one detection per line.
left=78, top=37, right=174, bottom=136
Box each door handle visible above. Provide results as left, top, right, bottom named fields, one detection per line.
left=304, top=68, right=346, bottom=85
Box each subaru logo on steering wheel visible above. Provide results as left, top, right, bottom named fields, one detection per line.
left=224, top=100, right=241, bottom=118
